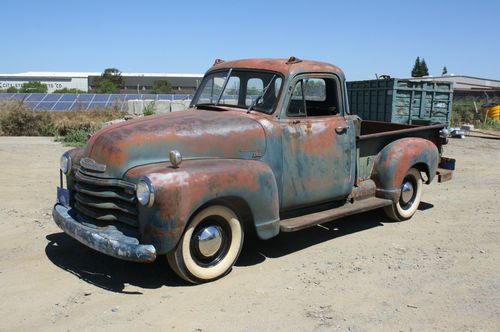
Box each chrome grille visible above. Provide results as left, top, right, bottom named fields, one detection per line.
left=73, top=168, right=138, bottom=227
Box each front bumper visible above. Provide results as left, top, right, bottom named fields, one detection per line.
left=52, top=203, right=156, bottom=263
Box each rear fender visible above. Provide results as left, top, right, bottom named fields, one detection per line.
left=126, top=159, right=280, bottom=254
left=371, top=138, right=439, bottom=201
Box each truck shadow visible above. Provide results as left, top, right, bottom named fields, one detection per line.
left=237, top=208, right=387, bottom=266
left=45, top=233, right=186, bottom=293
left=45, top=202, right=433, bottom=292
left=238, top=200, right=433, bottom=266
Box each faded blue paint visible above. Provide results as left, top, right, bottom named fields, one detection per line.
left=371, top=137, right=439, bottom=201
left=125, top=159, right=279, bottom=254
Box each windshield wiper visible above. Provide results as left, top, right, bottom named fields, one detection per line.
left=215, top=68, right=233, bottom=106
left=247, top=74, right=276, bottom=113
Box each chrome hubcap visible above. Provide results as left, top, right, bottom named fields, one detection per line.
left=401, top=181, right=415, bottom=205
left=196, top=225, right=223, bottom=258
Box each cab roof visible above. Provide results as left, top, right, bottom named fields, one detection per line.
left=206, top=57, right=345, bottom=80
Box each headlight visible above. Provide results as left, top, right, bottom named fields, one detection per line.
left=60, top=153, right=71, bottom=175
left=136, top=177, right=155, bottom=207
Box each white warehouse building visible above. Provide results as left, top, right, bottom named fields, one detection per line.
left=0, top=72, right=204, bottom=93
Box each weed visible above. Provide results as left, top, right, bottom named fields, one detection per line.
left=143, top=100, right=156, bottom=116
left=55, top=128, right=92, bottom=147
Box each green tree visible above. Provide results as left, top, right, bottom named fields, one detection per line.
left=96, top=79, right=119, bottom=93
left=101, top=68, right=124, bottom=87
left=442, top=66, right=448, bottom=75
left=411, top=57, right=421, bottom=77
left=93, top=68, right=124, bottom=92
left=411, top=57, right=429, bottom=77
left=420, top=59, right=429, bottom=76
left=151, top=79, right=172, bottom=94
left=6, top=86, right=18, bottom=93
left=20, top=81, right=48, bottom=93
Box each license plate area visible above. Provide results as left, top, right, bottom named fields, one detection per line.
left=57, top=187, right=70, bottom=206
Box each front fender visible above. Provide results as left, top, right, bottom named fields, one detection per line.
left=125, top=159, right=280, bottom=254
left=371, top=138, right=439, bottom=201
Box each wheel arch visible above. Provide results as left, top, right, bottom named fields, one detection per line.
left=191, top=196, right=256, bottom=238
left=371, top=137, right=439, bottom=201
left=133, top=159, right=280, bottom=255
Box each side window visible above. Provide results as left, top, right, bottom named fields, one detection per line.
left=286, top=77, right=340, bottom=117
left=219, top=76, right=240, bottom=105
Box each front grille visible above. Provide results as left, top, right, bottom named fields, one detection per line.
left=73, top=168, right=139, bottom=227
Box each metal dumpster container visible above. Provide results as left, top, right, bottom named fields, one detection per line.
left=347, top=78, right=453, bottom=126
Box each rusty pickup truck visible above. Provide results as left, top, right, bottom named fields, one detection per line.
left=53, top=57, right=454, bottom=283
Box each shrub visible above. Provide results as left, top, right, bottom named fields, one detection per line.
left=0, top=100, right=126, bottom=143
left=151, top=80, right=172, bottom=94
left=0, top=101, right=55, bottom=136
left=57, top=109, right=124, bottom=131
left=53, top=88, right=87, bottom=94
left=451, top=99, right=476, bottom=126
left=451, top=96, right=500, bottom=132
left=52, top=109, right=126, bottom=146
left=57, top=128, right=92, bottom=147
left=143, top=101, right=156, bottom=116
left=96, top=79, right=119, bottom=93
left=20, top=81, right=48, bottom=93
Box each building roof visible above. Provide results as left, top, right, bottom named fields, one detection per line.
left=0, top=71, right=203, bottom=78
left=411, top=74, right=500, bottom=83
left=407, top=74, right=500, bottom=91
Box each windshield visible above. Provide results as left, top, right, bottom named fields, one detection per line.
left=191, top=69, right=283, bottom=114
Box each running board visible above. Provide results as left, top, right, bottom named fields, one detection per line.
left=279, top=197, right=393, bottom=232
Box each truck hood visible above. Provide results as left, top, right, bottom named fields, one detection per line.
left=83, top=109, right=266, bottom=178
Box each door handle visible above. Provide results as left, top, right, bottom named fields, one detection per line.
left=292, top=120, right=301, bottom=124
left=335, top=126, right=348, bottom=134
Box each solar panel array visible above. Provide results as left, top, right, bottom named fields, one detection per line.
left=0, top=93, right=192, bottom=111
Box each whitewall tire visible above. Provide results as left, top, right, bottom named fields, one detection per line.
left=167, top=205, right=244, bottom=283
left=384, top=168, right=423, bottom=222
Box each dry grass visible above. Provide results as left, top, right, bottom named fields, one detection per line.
left=51, top=108, right=126, bottom=136
left=0, top=100, right=126, bottom=145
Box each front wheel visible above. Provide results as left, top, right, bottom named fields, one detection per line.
left=384, top=168, right=423, bottom=221
left=167, top=205, right=244, bottom=284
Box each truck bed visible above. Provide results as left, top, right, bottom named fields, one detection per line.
left=358, top=120, right=445, bottom=139
left=356, top=120, right=445, bottom=181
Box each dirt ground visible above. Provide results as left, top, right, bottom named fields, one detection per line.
left=0, top=135, right=499, bottom=331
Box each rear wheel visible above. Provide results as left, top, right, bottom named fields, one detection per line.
left=384, top=168, right=423, bottom=221
left=167, top=205, right=244, bottom=284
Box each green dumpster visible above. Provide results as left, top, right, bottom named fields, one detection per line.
left=347, top=78, right=453, bottom=126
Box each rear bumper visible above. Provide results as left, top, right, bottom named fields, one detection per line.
left=437, top=157, right=455, bottom=183
left=52, top=203, right=156, bottom=263
left=437, top=168, right=453, bottom=183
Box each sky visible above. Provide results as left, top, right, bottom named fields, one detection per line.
left=1, top=0, right=499, bottom=80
